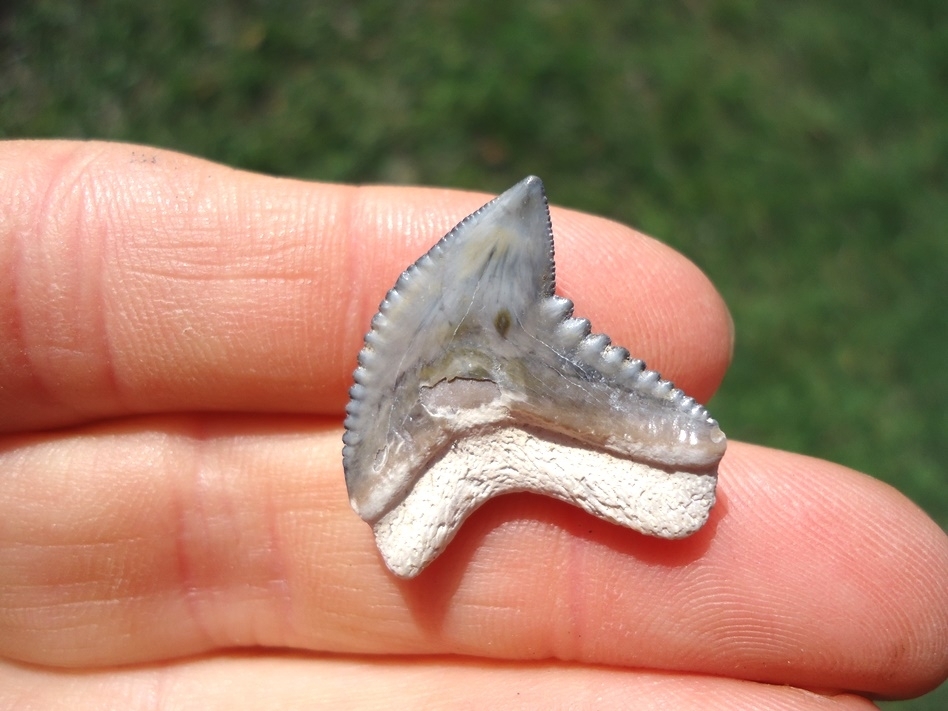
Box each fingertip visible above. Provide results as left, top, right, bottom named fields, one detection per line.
left=717, top=442, right=948, bottom=697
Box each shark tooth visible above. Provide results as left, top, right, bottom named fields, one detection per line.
left=343, top=176, right=726, bottom=578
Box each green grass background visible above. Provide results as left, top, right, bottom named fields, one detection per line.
left=2, top=1, right=945, bottom=707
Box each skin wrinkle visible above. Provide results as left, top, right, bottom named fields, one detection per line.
left=46, top=149, right=100, bottom=401
left=356, top=187, right=422, bottom=335
left=261, top=476, right=295, bottom=650
left=0, top=655, right=881, bottom=710
left=194, top=420, right=273, bottom=651
left=170, top=418, right=297, bottom=653
left=337, top=186, right=367, bottom=390
left=5, top=225, right=43, bottom=410
left=171, top=423, right=218, bottom=656
left=89, top=153, right=127, bottom=417
left=5, top=150, right=57, bottom=417
left=285, top=189, right=369, bottom=407
left=21, top=145, right=121, bottom=421
left=558, top=502, right=591, bottom=664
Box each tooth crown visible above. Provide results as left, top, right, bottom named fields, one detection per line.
left=342, top=177, right=726, bottom=575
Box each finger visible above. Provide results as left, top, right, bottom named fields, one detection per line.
left=0, top=140, right=731, bottom=432
left=1, top=418, right=945, bottom=698
left=0, top=654, right=878, bottom=711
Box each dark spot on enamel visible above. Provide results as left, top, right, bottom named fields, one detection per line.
left=494, top=309, right=511, bottom=338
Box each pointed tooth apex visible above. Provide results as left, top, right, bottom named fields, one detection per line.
left=652, top=380, right=675, bottom=397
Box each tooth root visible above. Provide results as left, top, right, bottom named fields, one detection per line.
left=372, top=427, right=718, bottom=578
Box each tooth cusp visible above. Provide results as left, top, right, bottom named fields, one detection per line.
left=637, top=369, right=660, bottom=387
left=364, top=330, right=385, bottom=348
left=600, top=345, right=629, bottom=375
left=545, top=296, right=575, bottom=321
left=357, top=350, right=382, bottom=371
left=370, top=312, right=387, bottom=331
left=577, top=332, right=610, bottom=362
left=619, top=358, right=646, bottom=382
left=555, top=317, right=591, bottom=345
left=394, top=271, right=413, bottom=292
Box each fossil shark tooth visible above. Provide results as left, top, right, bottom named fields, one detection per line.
left=343, top=176, right=726, bottom=578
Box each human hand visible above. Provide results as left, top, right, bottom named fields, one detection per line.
left=1, top=141, right=946, bottom=709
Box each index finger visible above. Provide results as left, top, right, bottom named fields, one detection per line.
left=0, top=140, right=732, bottom=432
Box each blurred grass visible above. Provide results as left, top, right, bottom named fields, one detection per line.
left=1, top=1, right=945, bottom=707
